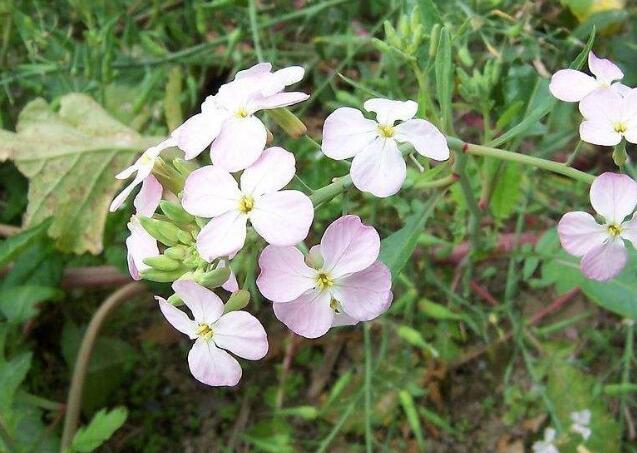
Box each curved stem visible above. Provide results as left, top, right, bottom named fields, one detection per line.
left=60, top=283, right=147, bottom=451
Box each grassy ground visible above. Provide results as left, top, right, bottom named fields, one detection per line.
left=1, top=0, right=637, bottom=452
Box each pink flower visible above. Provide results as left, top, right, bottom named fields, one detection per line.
left=182, top=147, right=314, bottom=261
left=157, top=280, right=268, bottom=386
left=549, top=51, right=628, bottom=103
left=558, top=172, right=637, bottom=281
left=579, top=88, right=637, bottom=146
left=172, top=63, right=308, bottom=172
left=256, top=215, right=392, bottom=338
left=110, top=138, right=176, bottom=211
left=321, top=98, right=449, bottom=197
left=126, top=175, right=162, bottom=280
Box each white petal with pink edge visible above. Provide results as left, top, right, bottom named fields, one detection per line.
left=589, top=172, right=637, bottom=224
left=321, top=107, right=379, bottom=160
left=172, top=280, right=224, bottom=324
left=134, top=175, right=162, bottom=217
left=196, top=211, right=248, bottom=262
left=250, top=191, right=314, bottom=246
left=588, top=52, right=624, bottom=85
left=272, top=290, right=333, bottom=339
left=256, top=245, right=317, bottom=302
left=240, top=147, right=296, bottom=196
left=557, top=211, right=607, bottom=257
left=364, top=98, right=417, bottom=125
left=172, top=111, right=226, bottom=160
left=332, top=261, right=392, bottom=321
left=350, top=138, right=406, bottom=198
left=213, top=311, right=268, bottom=360
left=549, top=69, right=599, bottom=102
left=580, top=240, right=627, bottom=281
left=394, top=119, right=449, bottom=161
left=210, top=116, right=268, bottom=172
left=182, top=165, right=242, bottom=218
left=156, top=296, right=197, bottom=339
left=188, top=339, right=242, bottom=386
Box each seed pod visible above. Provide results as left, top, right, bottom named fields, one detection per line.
left=144, top=255, right=181, bottom=271
left=223, top=290, right=250, bottom=314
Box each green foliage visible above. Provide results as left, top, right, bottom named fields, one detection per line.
left=69, top=407, right=128, bottom=452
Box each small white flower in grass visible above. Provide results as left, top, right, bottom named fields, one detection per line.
left=550, top=51, right=628, bottom=103
left=110, top=137, right=176, bottom=212
left=532, top=428, right=559, bottom=453
left=172, top=63, right=309, bottom=172
left=157, top=280, right=268, bottom=386
left=182, top=147, right=314, bottom=262
left=126, top=175, right=162, bottom=280
left=578, top=88, right=637, bottom=146
left=321, top=98, right=449, bottom=197
left=558, top=172, right=637, bottom=281
left=570, top=409, right=592, bottom=441
left=256, top=215, right=392, bottom=339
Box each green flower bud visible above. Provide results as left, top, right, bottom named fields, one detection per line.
left=167, top=293, right=183, bottom=306
left=197, top=266, right=231, bottom=288
left=143, top=255, right=181, bottom=271
left=141, top=268, right=186, bottom=283
left=160, top=200, right=194, bottom=224
left=267, top=108, right=307, bottom=138
left=223, top=289, right=250, bottom=314
left=164, top=245, right=188, bottom=260
left=138, top=216, right=181, bottom=246
left=177, top=229, right=194, bottom=245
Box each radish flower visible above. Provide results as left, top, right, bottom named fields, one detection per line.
left=550, top=51, right=627, bottom=102
left=570, top=409, right=592, bottom=441
left=182, top=147, right=314, bottom=261
left=172, top=63, right=308, bottom=172
left=257, top=215, right=392, bottom=338
left=321, top=98, right=449, bottom=197
left=532, top=428, right=558, bottom=453
left=157, top=280, right=268, bottom=386
left=558, top=172, right=637, bottom=281
left=579, top=88, right=637, bottom=146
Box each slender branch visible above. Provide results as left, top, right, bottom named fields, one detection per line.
left=60, top=283, right=147, bottom=451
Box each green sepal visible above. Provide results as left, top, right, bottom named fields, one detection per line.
left=223, top=289, right=250, bottom=314
left=267, top=108, right=307, bottom=138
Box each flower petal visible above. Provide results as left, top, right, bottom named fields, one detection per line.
left=172, top=280, right=224, bottom=324
left=350, top=138, right=406, bottom=197
left=248, top=92, right=309, bottom=111
left=110, top=173, right=145, bottom=212
left=218, top=260, right=239, bottom=293
left=621, top=212, right=637, bottom=249
left=196, top=211, right=248, bottom=261
left=182, top=166, right=241, bottom=218
left=557, top=211, right=607, bottom=257
left=210, top=116, right=268, bottom=172
left=579, top=88, right=623, bottom=123
left=548, top=69, right=598, bottom=102
left=188, top=339, right=242, bottom=386
left=235, top=62, right=273, bottom=80
left=590, top=172, right=637, bottom=224
left=333, top=261, right=392, bottom=321
left=321, top=107, right=379, bottom=160
left=331, top=312, right=359, bottom=327
left=134, top=175, right=162, bottom=216
left=320, top=215, right=380, bottom=278
left=156, top=296, right=197, bottom=339
left=272, top=290, right=334, bottom=338
left=363, top=98, right=417, bottom=125
left=394, top=119, right=450, bottom=161
left=126, top=219, right=159, bottom=280
left=213, top=311, right=269, bottom=360
left=240, top=147, right=295, bottom=196
left=579, top=120, right=622, bottom=146
left=588, top=51, right=623, bottom=84
left=258, top=66, right=306, bottom=97
left=256, top=245, right=316, bottom=302
left=172, top=111, right=225, bottom=160
left=580, top=240, right=627, bottom=281
left=250, top=191, right=314, bottom=246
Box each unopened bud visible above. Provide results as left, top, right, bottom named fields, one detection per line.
left=172, top=158, right=199, bottom=176
left=267, top=108, right=307, bottom=138
left=138, top=216, right=180, bottom=246
left=177, top=229, right=194, bottom=245
left=164, top=245, right=188, bottom=260
left=167, top=293, right=184, bottom=306
left=144, top=255, right=181, bottom=271
left=160, top=200, right=194, bottom=224
left=197, top=266, right=231, bottom=288
left=141, top=267, right=186, bottom=283
left=223, top=289, right=250, bottom=313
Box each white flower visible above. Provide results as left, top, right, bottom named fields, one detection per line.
left=570, top=409, right=592, bottom=441
left=579, top=88, right=637, bottom=146
left=532, top=428, right=559, bottom=453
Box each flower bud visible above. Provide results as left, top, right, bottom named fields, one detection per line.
left=160, top=200, right=194, bottom=224
left=172, top=157, right=199, bottom=176
left=143, top=255, right=181, bottom=271
left=177, top=229, right=194, bottom=245
left=167, top=293, right=183, bottom=306
left=223, top=289, right=250, bottom=313
left=267, top=108, right=307, bottom=138
left=138, top=216, right=180, bottom=246
left=141, top=267, right=186, bottom=283
left=164, top=245, right=188, bottom=260
left=196, top=266, right=231, bottom=288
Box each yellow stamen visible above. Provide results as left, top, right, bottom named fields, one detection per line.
left=196, top=323, right=214, bottom=341
left=378, top=124, right=395, bottom=138
left=614, top=122, right=628, bottom=134
left=238, top=196, right=254, bottom=214
left=316, top=272, right=334, bottom=291
left=608, top=223, right=623, bottom=237
left=235, top=107, right=249, bottom=118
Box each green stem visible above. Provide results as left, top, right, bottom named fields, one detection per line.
left=363, top=324, right=373, bottom=453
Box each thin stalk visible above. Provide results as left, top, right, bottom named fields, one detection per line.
left=364, top=324, right=373, bottom=453
left=248, top=0, right=264, bottom=62
left=621, top=321, right=634, bottom=445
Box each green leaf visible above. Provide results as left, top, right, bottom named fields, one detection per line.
left=380, top=193, right=442, bottom=279
left=0, top=219, right=51, bottom=267
left=398, top=390, right=426, bottom=451
left=417, top=0, right=442, bottom=32
left=69, top=406, right=128, bottom=452
left=0, top=286, right=62, bottom=323
left=490, top=162, right=522, bottom=220
left=0, top=93, right=163, bottom=254
left=434, top=26, right=453, bottom=132
left=0, top=352, right=31, bottom=414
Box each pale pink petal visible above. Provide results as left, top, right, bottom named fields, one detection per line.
left=331, top=313, right=359, bottom=327
left=212, top=311, right=268, bottom=360
left=320, top=215, right=380, bottom=278
left=248, top=92, right=309, bottom=111
left=394, top=119, right=450, bottom=161
left=188, top=339, right=242, bottom=386
left=621, top=89, right=637, bottom=144
left=240, top=147, right=295, bottom=196
left=210, top=116, right=268, bottom=172
left=590, top=172, right=637, bottom=224
left=272, top=290, right=334, bottom=339
left=256, top=245, right=316, bottom=302
left=235, top=62, right=273, bottom=80
left=620, top=212, right=637, bottom=249
left=580, top=240, right=627, bottom=281
left=321, top=107, right=380, bottom=160
left=332, top=261, right=392, bottom=321
left=549, top=70, right=598, bottom=102
left=115, top=163, right=137, bottom=180
left=363, top=98, right=418, bottom=125
left=306, top=245, right=324, bottom=268
left=588, top=52, right=623, bottom=84
left=172, top=111, right=225, bottom=160
left=259, top=66, right=305, bottom=96
left=156, top=296, right=197, bottom=339
left=182, top=166, right=242, bottom=218
left=134, top=175, right=162, bottom=216
left=612, top=82, right=632, bottom=97
left=196, top=211, right=248, bottom=262
left=218, top=261, right=239, bottom=292
left=557, top=211, right=607, bottom=257
left=579, top=89, right=623, bottom=123
left=350, top=138, right=406, bottom=198
left=126, top=220, right=159, bottom=280
left=250, top=191, right=314, bottom=246
left=110, top=173, right=145, bottom=212
left=172, top=280, right=224, bottom=324
left=579, top=120, right=622, bottom=146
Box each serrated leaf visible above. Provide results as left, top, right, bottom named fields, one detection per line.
left=0, top=93, right=163, bottom=254
left=69, top=406, right=128, bottom=452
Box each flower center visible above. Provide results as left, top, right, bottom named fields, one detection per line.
left=235, top=107, right=250, bottom=118
left=316, top=272, right=334, bottom=291
left=608, top=223, right=623, bottom=237
left=614, top=122, right=628, bottom=134
left=378, top=124, right=395, bottom=138
left=196, top=323, right=214, bottom=341
left=238, top=196, right=254, bottom=214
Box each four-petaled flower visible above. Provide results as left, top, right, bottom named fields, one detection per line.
left=172, top=63, right=309, bottom=172
left=570, top=409, right=592, bottom=441
left=578, top=88, right=637, bottom=146
left=321, top=98, right=449, bottom=197
left=182, top=147, right=314, bottom=262
left=549, top=51, right=628, bottom=103
left=558, top=172, right=637, bottom=281
left=157, top=280, right=268, bottom=386
left=532, top=428, right=559, bottom=453
left=256, top=215, right=392, bottom=338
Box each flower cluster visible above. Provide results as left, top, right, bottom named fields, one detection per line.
left=531, top=409, right=592, bottom=452
left=110, top=63, right=448, bottom=386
